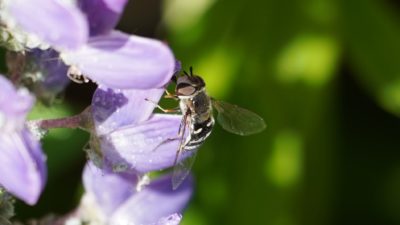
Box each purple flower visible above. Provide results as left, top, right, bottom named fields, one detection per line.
left=90, top=85, right=182, bottom=173
left=0, top=75, right=46, bottom=205
left=61, top=31, right=175, bottom=89
left=5, top=0, right=175, bottom=90
left=23, top=49, right=70, bottom=104
left=2, top=0, right=180, bottom=204
left=78, top=0, right=128, bottom=36
left=4, top=0, right=89, bottom=50
left=68, top=162, right=192, bottom=225
left=4, top=0, right=128, bottom=50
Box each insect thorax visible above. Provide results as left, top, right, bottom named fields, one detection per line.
left=179, top=90, right=213, bottom=123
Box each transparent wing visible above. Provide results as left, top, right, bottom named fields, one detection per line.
left=172, top=148, right=198, bottom=190
left=212, top=99, right=266, bottom=136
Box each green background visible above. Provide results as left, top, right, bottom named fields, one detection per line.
left=12, top=0, right=400, bottom=224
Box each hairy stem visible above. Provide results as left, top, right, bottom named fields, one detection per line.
left=32, top=114, right=82, bottom=129
left=28, top=107, right=93, bottom=131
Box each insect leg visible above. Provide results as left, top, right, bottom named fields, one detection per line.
left=173, top=111, right=191, bottom=166
left=177, top=111, right=189, bottom=136
left=164, top=90, right=178, bottom=99
left=151, top=112, right=190, bottom=153
left=144, top=98, right=180, bottom=113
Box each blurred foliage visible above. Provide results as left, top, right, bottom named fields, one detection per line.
left=163, top=0, right=400, bottom=225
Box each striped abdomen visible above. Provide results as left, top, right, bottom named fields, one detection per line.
left=183, top=117, right=215, bottom=151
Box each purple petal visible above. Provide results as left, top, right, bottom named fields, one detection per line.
left=174, top=60, right=182, bottom=74
left=101, top=114, right=182, bottom=173
left=0, top=76, right=34, bottom=132
left=102, top=0, right=128, bottom=12
left=8, top=0, right=89, bottom=50
left=110, top=174, right=193, bottom=225
left=0, top=129, right=46, bottom=205
left=78, top=0, right=128, bottom=36
left=82, top=162, right=137, bottom=216
left=92, top=86, right=164, bottom=135
left=153, top=214, right=182, bottom=225
left=25, top=49, right=70, bottom=103
left=27, top=49, right=70, bottom=92
left=61, top=31, right=175, bottom=89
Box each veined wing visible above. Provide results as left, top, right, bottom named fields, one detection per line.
left=212, top=99, right=266, bottom=136
left=172, top=148, right=198, bottom=190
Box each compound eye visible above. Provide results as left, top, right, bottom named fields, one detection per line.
left=176, top=83, right=196, bottom=96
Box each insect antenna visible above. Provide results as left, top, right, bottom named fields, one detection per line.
left=183, top=70, right=189, bottom=76
left=189, top=66, right=194, bottom=76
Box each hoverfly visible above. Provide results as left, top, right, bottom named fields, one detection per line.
left=152, top=67, right=266, bottom=189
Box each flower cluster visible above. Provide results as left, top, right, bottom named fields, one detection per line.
left=0, top=0, right=192, bottom=224
left=68, top=162, right=192, bottom=225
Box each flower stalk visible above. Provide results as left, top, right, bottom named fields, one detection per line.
left=28, top=107, right=93, bottom=131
